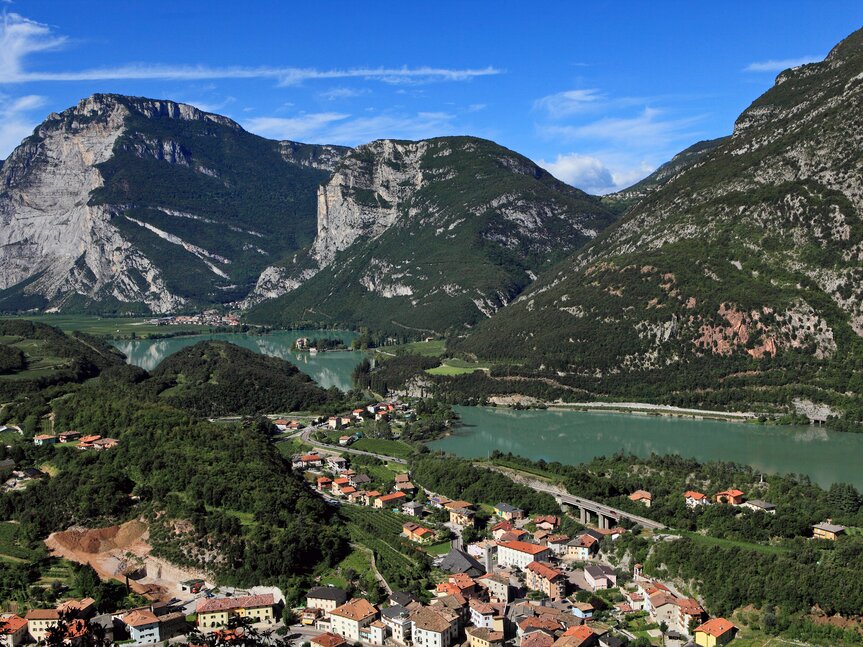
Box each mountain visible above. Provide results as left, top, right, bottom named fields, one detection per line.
left=455, top=28, right=863, bottom=419
left=147, top=340, right=339, bottom=416
left=247, top=136, right=618, bottom=335
left=0, top=94, right=341, bottom=314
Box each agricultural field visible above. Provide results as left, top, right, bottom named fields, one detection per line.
left=0, top=521, right=42, bottom=563
left=318, top=547, right=375, bottom=589
left=378, top=339, right=445, bottom=357
left=350, top=438, right=415, bottom=460
left=426, top=358, right=491, bottom=376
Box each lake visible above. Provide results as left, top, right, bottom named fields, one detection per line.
left=112, top=330, right=365, bottom=391
left=430, top=406, right=863, bottom=489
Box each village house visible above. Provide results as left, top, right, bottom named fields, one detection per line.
left=494, top=503, right=525, bottom=521
left=525, top=561, right=567, bottom=600
left=430, top=593, right=469, bottom=627
left=584, top=565, right=617, bottom=591
left=684, top=491, right=709, bottom=508
left=58, top=431, right=80, bottom=443
left=438, top=574, right=477, bottom=600
left=533, top=515, right=560, bottom=531
left=403, top=501, right=425, bottom=517
left=410, top=607, right=459, bottom=647
left=714, top=489, right=745, bottom=505
left=440, top=549, right=485, bottom=579
left=32, top=435, right=57, bottom=447
left=25, top=609, right=60, bottom=642
left=675, top=598, right=706, bottom=636
left=0, top=615, right=28, bottom=647
left=340, top=486, right=357, bottom=498
left=517, top=615, right=562, bottom=638
left=394, top=473, right=412, bottom=485
left=693, top=618, right=737, bottom=646
left=122, top=609, right=162, bottom=646
left=449, top=506, right=476, bottom=528
left=467, top=627, right=505, bottom=647
left=559, top=625, right=597, bottom=647
left=403, top=522, right=435, bottom=544
left=813, top=522, right=846, bottom=541
left=430, top=495, right=453, bottom=509
left=521, top=632, right=555, bottom=647
left=468, top=600, right=505, bottom=632
left=307, top=587, right=349, bottom=614
left=395, top=480, right=418, bottom=494
left=329, top=598, right=380, bottom=643
left=196, top=594, right=274, bottom=628
left=497, top=540, right=551, bottom=570
left=327, top=456, right=348, bottom=472
left=491, top=521, right=514, bottom=540
left=499, top=529, right=529, bottom=542
left=311, top=632, right=347, bottom=647
left=328, top=416, right=349, bottom=430
left=350, top=474, right=371, bottom=488
left=316, top=476, right=333, bottom=491
left=546, top=534, right=570, bottom=556
left=740, top=500, right=776, bottom=514
left=338, top=436, right=353, bottom=446
left=332, top=477, right=352, bottom=495
left=476, top=572, right=511, bottom=603
left=347, top=490, right=365, bottom=504
left=375, top=492, right=407, bottom=508
left=628, top=490, right=653, bottom=507
left=572, top=602, right=595, bottom=620
left=565, top=534, right=599, bottom=561
left=381, top=605, right=412, bottom=644
left=364, top=491, right=382, bottom=506
left=294, top=453, right=324, bottom=469
left=646, top=592, right=678, bottom=630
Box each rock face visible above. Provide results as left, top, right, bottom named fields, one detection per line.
left=0, top=94, right=329, bottom=313
left=247, top=136, right=618, bottom=333
left=457, top=27, right=863, bottom=418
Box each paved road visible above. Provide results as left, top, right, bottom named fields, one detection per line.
left=293, top=427, right=409, bottom=465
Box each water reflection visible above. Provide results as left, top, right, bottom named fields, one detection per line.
left=113, top=330, right=364, bottom=391
left=431, top=406, right=863, bottom=489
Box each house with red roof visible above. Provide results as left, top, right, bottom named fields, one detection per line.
left=714, top=490, right=745, bottom=505
left=628, top=490, right=653, bottom=507
left=0, top=614, right=28, bottom=646
left=694, top=617, right=737, bottom=646
left=374, top=492, right=407, bottom=508
left=525, top=561, right=566, bottom=600
left=196, top=594, right=274, bottom=628
left=684, top=491, right=709, bottom=508
left=497, top=540, right=551, bottom=570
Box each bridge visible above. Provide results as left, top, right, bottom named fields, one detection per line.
left=485, top=466, right=667, bottom=531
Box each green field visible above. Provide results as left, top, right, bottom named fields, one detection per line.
left=379, top=340, right=446, bottom=357
left=351, top=438, right=415, bottom=460
left=675, top=530, right=790, bottom=555
left=0, top=521, right=42, bottom=562
left=2, top=315, right=210, bottom=338
left=319, top=546, right=375, bottom=588
left=426, top=358, right=491, bottom=376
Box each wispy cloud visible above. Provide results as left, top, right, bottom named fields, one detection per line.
left=244, top=113, right=351, bottom=141
left=743, top=55, right=822, bottom=73
left=245, top=110, right=456, bottom=145
left=0, top=92, right=46, bottom=157
left=0, top=13, right=501, bottom=86
left=541, top=107, right=704, bottom=147
left=534, top=88, right=605, bottom=117
left=319, top=86, right=369, bottom=101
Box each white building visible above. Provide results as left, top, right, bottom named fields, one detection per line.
left=330, top=598, right=379, bottom=642
left=410, top=607, right=459, bottom=647
left=496, top=541, right=551, bottom=570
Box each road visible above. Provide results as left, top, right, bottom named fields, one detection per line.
left=294, top=427, right=408, bottom=465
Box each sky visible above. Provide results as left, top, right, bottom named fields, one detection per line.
left=1, top=2, right=863, bottom=194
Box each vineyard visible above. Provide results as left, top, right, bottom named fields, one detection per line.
left=339, top=505, right=436, bottom=597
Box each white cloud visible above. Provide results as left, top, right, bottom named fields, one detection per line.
left=467, top=103, right=487, bottom=112
left=0, top=13, right=501, bottom=86
left=743, top=55, right=822, bottom=73
left=319, top=86, right=369, bottom=100
left=533, top=88, right=605, bottom=117
left=0, top=93, right=45, bottom=158
left=538, top=152, right=655, bottom=195
left=244, top=113, right=350, bottom=141
left=541, top=107, right=703, bottom=148
left=245, top=110, right=456, bottom=145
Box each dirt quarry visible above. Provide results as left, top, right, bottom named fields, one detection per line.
left=45, top=520, right=208, bottom=601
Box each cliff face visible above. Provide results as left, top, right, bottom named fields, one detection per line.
left=0, top=94, right=329, bottom=313
left=456, top=28, right=863, bottom=418
left=247, top=136, right=618, bottom=333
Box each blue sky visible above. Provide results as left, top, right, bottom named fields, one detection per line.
left=1, top=1, right=862, bottom=193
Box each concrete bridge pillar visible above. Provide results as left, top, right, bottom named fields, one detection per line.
left=598, top=514, right=609, bottom=530
left=579, top=507, right=588, bottom=525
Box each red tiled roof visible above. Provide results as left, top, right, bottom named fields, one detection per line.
left=379, top=492, right=406, bottom=502
left=519, top=616, right=561, bottom=632
left=499, top=540, right=548, bottom=555
left=684, top=490, right=706, bottom=500
left=527, top=561, right=563, bottom=580
left=312, top=633, right=347, bottom=647
left=521, top=632, right=554, bottom=647
left=629, top=490, right=652, bottom=501
left=695, top=617, right=736, bottom=637
left=716, top=489, right=744, bottom=498
left=0, top=616, right=27, bottom=634
left=197, top=593, right=274, bottom=614
left=300, top=454, right=322, bottom=462
left=331, top=598, right=377, bottom=622
left=123, top=609, right=159, bottom=627
left=25, top=609, right=59, bottom=620
left=562, top=625, right=595, bottom=641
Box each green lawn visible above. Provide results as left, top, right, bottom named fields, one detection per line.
left=351, top=438, right=415, bottom=460
left=424, top=541, right=452, bottom=556
left=276, top=438, right=314, bottom=457
left=319, top=547, right=375, bottom=588
left=426, top=358, right=491, bottom=376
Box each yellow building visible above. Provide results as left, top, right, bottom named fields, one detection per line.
left=813, top=522, right=846, bottom=541
left=196, top=594, right=275, bottom=628
left=25, top=609, right=59, bottom=642
left=466, top=627, right=504, bottom=647
left=694, top=618, right=737, bottom=647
